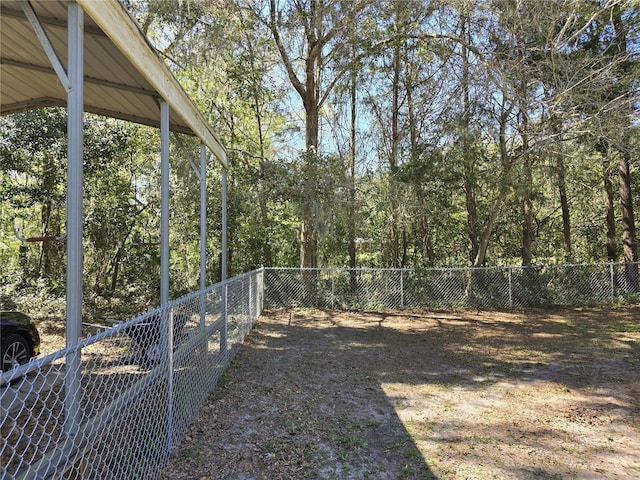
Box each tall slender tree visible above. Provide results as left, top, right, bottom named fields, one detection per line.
left=265, top=0, right=369, bottom=268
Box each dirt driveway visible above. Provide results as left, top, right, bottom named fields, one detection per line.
left=160, top=307, right=640, bottom=479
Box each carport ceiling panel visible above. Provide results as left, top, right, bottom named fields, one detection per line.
left=1, top=4, right=68, bottom=107
left=1, top=1, right=185, bottom=133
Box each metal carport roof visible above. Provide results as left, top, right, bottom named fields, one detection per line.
left=0, top=0, right=227, bottom=168
left=0, top=0, right=228, bottom=396
left=1, top=4, right=231, bottom=467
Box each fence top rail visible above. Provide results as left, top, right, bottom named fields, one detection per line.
left=265, top=262, right=640, bottom=273
left=173, top=267, right=262, bottom=304
left=0, top=268, right=264, bottom=384
left=265, top=267, right=415, bottom=272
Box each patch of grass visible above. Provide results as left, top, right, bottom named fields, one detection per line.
left=406, top=448, right=422, bottom=459
left=344, top=434, right=367, bottom=448
left=363, top=420, right=382, bottom=428
left=525, top=467, right=563, bottom=479
left=178, top=448, right=201, bottom=461
left=263, top=440, right=281, bottom=453
left=386, top=438, right=407, bottom=451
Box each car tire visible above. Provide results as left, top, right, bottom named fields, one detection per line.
left=1, top=334, right=31, bottom=372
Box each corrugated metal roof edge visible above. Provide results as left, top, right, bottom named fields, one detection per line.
left=78, top=0, right=228, bottom=168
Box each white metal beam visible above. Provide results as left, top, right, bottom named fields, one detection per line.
left=64, top=0, right=83, bottom=437
left=160, top=101, right=170, bottom=306
left=200, top=143, right=207, bottom=327
left=221, top=169, right=228, bottom=281
left=20, top=0, right=71, bottom=92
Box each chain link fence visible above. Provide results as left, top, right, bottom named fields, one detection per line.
left=264, top=262, right=640, bottom=310
left=3, top=262, right=639, bottom=479
left=1, top=269, right=263, bottom=480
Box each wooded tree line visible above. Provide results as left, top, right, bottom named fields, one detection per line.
left=1, top=0, right=638, bottom=302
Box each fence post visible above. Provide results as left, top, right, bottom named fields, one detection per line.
left=221, top=284, right=228, bottom=361
left=400, top=270, right=404, bottom=309
left=508, top=267, right=513, bottom=308
left=166, top=307, right=175, bottom=454
left=259, top=267, right=264, bottom=312
left=610, top=262, right=615, bottom=303
left=249, top=277, right=254, bottom=321
left=64, top=1, right=83, bottom=439
left=331, top=271, right=335, bottom=310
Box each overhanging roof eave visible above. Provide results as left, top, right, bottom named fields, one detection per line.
left=0, top=0, right=227, bottom=168
left=78, top=0, right=227, bottom=168
left=2, top=98, right=197, bottom=135
left=77, top=0, right=227, bottom=168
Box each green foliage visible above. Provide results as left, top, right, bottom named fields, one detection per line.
left=2, top=1, right=640, bottom=314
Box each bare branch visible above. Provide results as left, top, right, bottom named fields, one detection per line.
left=269, top=0, right=306, bottom=99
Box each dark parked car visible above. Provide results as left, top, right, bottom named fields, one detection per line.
left=1, top=311, right=41, bottom=373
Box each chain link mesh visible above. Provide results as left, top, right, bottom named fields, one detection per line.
left=1, top=269, right=263, bottom=480
left=265, top=263, right=640, bottom=310
left=3, top=263, right=638, bottom=479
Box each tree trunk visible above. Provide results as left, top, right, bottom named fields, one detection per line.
left=348, top=61, right=357, bottom=289
left=40, top=200, right=53, bottom=276
left=603, top=158, right=617, bottom=261
left=472, top=102, right=514, bottom=268
left=268, top=0, right=320, bottom=269
left=551, top=118, right=572, bottom=259
left=407, top=72, right=434, bottom=265
left=301, top=76, right=319, bottom=269
left=474, top=191, right=506, bottom=268
left=267, top=0, right=366, bottom=269
left=557, top=158, right=571, bottom=258
left=110, top=244, right=123, bottom=291
left=401, top=227, right=408, bottom=268
left=389, top=41, right=401, bottom=268
left=611, top=3, right=637, bottom=288
left=246, top=33, right=273, bottom=267
left=522, top=159, right=533, bottom=266
left=460, top=14, right=479, bottom=265
left=40, top=160, right=62, bottom=279
left=416, top=183, right=434, bottom=263
left=618, top=148, right=637, bottom=264
left=518, top=84, right=534, bottom=266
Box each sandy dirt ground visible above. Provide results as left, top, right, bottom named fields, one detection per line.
left=155, top=307, right=640, bottom=480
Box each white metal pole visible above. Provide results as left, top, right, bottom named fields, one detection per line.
left=159, top=101, right=174, bottom=454
left=610, top=262, right=615, bottom=303
left=249, top=278, right=254, bottom=320
left=65, top=1, right=83, bottom=437
left=331, top=272, right=335, bottom=310
left=200, top=144, right=207, bottom=327
left=221, top=283, right=228, bottom=357
left=508, top=267, right=513, bottom=308
left=220, top=168, right=228, bottom=355
left=166, top=306, right=175, bottom=454
left=221, top=168, right=228, bottom=281
left=160, top=102, right=170, bottom=306
left=260, top=267, right=264, bottom=311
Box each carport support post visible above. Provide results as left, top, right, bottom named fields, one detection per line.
left=160, top=101, right=170, bottom=307
left=160, top=101, right=175, bottom=454
left=221, top=168, right=227, bottom=281
left=64, top=1, right=83, bottom=437
left=220, top=169, right=228, bottom=356
left=200, top=143, right=207, bottom=328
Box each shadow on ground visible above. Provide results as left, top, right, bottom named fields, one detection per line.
left=160, top=307, right=640, bottom=480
